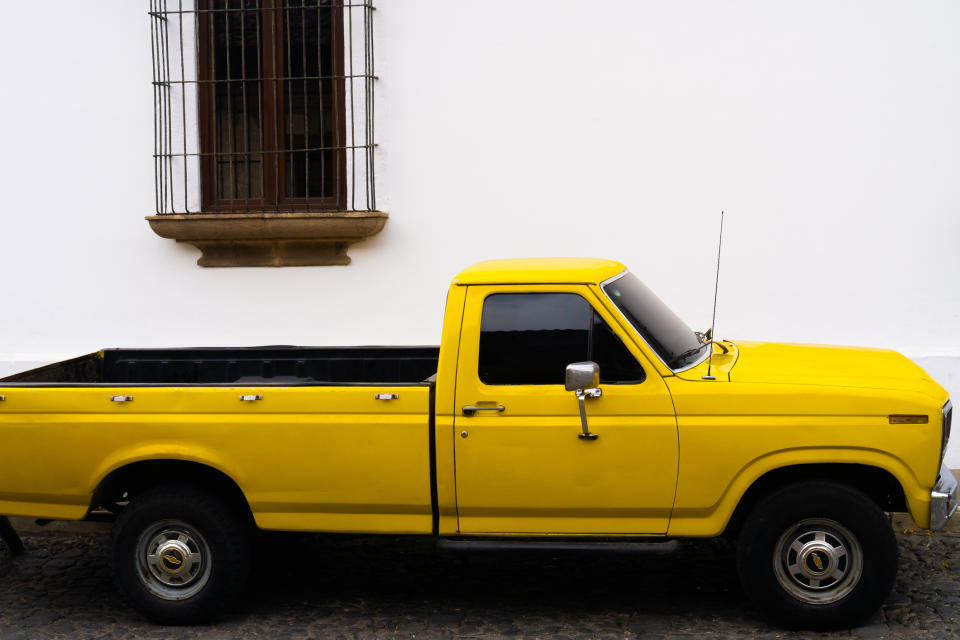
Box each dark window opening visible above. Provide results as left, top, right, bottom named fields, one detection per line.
left=591, top=309, right=647, bottom=384
left=198, top=0, right=345, bottom=212
left=478, top=293, right=646, bottom=386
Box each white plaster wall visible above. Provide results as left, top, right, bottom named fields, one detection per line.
left=0, top=2, right=958, bottom=461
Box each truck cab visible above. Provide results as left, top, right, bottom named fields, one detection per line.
left=440, top=259, right=681, bottom=536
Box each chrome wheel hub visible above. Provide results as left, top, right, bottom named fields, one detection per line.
left=152, top=538, right=199, bottom=584
left=136, top=520, right=212, bottom=600
left=773, top=518, right=863, bottom=604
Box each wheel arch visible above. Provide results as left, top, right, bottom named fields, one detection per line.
left=724, top=462, right=908, bottom=536
left=90, top=459, right=254, bottom=527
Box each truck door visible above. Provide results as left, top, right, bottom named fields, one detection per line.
left=453, top=284, right=679, bottom=535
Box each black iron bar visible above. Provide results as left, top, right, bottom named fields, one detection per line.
left=155, top=0, right=167, bottom=214
left=162, top=0, right=173, bottom=212
left=149, top=4, right=374, bottom=16
left=300, top=1, right=310, bottom=206
left=161, top=0, right=175, bottom=212
left=240, top=3, right=250, bottom=211
left=154, top=0, right=164, bottom=213
left=150, top=0, right=161, bottom=214
left=364, top=0, right=374, bottom=210
left=330, top=0, right=342, bottom=210
left=225, top=3, right=237, bottom=200
left=315, top=2, right=326, bottom=205
left=193, top=0, right=201, bottom=210
left=347, top=0, right=355, bottom=210
left=207, top=4, right=217, bottom=201
left=285, top=3, right=295, bottom=204
left=177, top=1, right=190, bottom=212
left=153, top=73, right=375, bottom=84
left=271, top=2, right=280, bottom=212
left=254, top=4, right=265, bottom=202
left=154, top=142, right=373, bottom=158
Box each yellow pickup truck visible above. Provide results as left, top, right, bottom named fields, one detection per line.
left=0, top=258, right=955, bottom=628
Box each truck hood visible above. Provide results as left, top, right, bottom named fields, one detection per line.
left=725, top=341, right=948, bottom=402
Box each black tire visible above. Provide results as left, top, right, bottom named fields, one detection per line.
left=0, top=537, right=12, bottom=577
left=737, top=481, right=897, bottom=630
left=0, top=516, right=24, bottom=556
left=111, top=485, right=251, bottom=624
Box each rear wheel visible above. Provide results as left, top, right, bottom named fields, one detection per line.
left=111, top=486, right=251, bottom=624
left=737, top=481, right=897, bottom=630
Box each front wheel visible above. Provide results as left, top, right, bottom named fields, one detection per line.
left=111, top=486, right=251, bottom=624
left=737, top=482, right=897, bottom=630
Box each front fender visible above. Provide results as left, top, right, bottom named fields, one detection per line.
left=667, top=447, right=930, bottom=536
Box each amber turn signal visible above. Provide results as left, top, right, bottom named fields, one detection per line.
left=888, top=415, right=929, bottom=424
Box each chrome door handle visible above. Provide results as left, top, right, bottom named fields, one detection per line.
left=110, top=395, right=133, bottom=403
left=462, top=404, right=505, bottom=417
left=239, top=394, right=263, bottom=402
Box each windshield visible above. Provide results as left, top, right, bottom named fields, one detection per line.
left=602, top=273, right=706, bottom=370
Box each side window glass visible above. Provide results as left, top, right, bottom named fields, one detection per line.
left=593, top=312, right=646, bottom=384
left=478, top=293, right=644, bottom=385
left=479, top=293, right=590, bottom=385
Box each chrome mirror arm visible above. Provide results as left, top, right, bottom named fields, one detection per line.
left=575, top=387, right=602, bottom=440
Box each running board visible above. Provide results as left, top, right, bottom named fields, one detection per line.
left=436, top=538, right=679, bottom=554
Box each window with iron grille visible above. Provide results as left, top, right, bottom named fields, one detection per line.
left=147, top=1, right=384, bottom=267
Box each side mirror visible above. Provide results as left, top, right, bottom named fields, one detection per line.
left=565, top=361, right=599, bottom=391
left=566, top=362, right=601, bottom=440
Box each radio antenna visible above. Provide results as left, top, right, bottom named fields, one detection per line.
left=703, top=211, right=724, bottom=381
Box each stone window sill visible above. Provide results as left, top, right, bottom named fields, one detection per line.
left=146, top=211, right=388, bottom=267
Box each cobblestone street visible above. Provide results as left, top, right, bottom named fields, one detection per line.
left=0, top=519, right=958, bottom=639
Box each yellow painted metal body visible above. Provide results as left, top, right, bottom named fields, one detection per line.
left=0, top=386, right=433, bottom=533
left=0, top=258, right=950, bottom=536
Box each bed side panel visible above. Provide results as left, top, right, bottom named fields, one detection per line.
left=0, top=385, right=433, bottom=534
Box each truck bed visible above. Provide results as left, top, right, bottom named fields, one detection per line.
left=0, top=346, right=439, bottom=386
left=0, top=347, right=439, bottom=532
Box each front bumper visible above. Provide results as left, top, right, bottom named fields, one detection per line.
left=930, top=463, right=958, bottom=530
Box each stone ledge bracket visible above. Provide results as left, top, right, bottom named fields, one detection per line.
left=146, top=211, right=388, bottom=267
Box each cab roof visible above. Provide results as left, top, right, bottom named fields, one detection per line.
left=453, top=258, right=626, bottom=285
